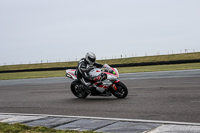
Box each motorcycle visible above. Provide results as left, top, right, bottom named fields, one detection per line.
left=66, top=64, right=128, bottom=98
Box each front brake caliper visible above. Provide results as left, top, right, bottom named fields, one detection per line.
left=111, top=84, right=117, bottom=90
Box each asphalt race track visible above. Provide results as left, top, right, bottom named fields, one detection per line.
left=0, top=69, right=200, bottom=123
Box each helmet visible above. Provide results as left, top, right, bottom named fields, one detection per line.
left=85, top=52, right=96, bottom=65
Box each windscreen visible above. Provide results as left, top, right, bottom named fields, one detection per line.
left=102, top=64, right=117, bottom=75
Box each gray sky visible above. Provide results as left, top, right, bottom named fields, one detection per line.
left=0, top=0, right=200, bottom=65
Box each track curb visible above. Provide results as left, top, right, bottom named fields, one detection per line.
left=1, top=113, right=200, bottom=133
left=1, top=113, right=200, bottom=126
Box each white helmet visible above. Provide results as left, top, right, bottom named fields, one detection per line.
left=85, top=52, right=96, bottom=65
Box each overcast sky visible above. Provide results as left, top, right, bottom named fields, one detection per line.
left=0, top=0, right=200, bottom=65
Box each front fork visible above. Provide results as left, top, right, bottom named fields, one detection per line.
left=111, top=80, right=120, bottom=90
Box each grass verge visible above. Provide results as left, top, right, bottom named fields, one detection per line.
left=0, top=52, right=200, bottom=71
left=0, top=122, right=99, bottom=133
left=117, top=62, right=200, bottom=73
left=0, top=63, right=200, bottom=80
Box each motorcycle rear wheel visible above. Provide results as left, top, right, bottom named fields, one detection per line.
left=70, top=81, right=89, bottom=98
left=111, top=81, right=128, bottom=98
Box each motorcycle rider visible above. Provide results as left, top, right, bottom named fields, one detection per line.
left=76, top=52, right=103, bottom=93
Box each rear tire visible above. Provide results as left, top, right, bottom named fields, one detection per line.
left=111, top=81, right=128, bottom=98
left=71, top=81, right=89, bottom=98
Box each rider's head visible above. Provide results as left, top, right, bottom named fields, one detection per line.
left=85, top=52, right=96, bottom=65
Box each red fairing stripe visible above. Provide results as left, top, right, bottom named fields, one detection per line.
left=104, top=68, right=119, bottom=77
left=68, top=72, right=74, bottom=76
left=67, top=70, right=77, bottom=77
left=94, top=82, right=108, bottom=89
left=114, top=80, right=120, bottom=83
left=99, top=85, right=109, bottom=89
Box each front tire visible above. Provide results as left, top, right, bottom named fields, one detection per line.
left=111, top=81, right=128, bottom=98
left=70, top=81, right=89, bottom=98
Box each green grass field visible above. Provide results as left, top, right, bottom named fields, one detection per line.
left=0, top=63, right=200, bottom=80
left=0, top=52, right=200, bottom=71
left=0, top=122, right=100, bottom=133
left=0, top=52, right=199, bottom=80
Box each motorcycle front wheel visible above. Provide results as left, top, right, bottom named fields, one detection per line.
left=70, top=81, right=89, bottom=98
left=111, top=81, right=128, bottom=98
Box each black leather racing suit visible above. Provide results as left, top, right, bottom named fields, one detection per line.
left=76, top=58, right=103, bottom=86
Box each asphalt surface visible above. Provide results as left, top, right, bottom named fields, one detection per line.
left=0, top=69, right=200, bottom=123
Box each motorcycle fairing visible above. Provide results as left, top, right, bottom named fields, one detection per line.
left=102, top=64, right=119, bottom=78
left=66, top=69, right=77, bottom=80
